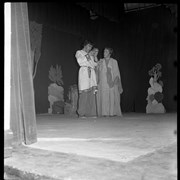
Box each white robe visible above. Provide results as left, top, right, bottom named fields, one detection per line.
left=75, top=50, right=97, bottom=93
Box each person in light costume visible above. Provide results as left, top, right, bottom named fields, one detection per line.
left=75, top=41, right=98, bottom=118
left=97, top=47, right=123, bottom=116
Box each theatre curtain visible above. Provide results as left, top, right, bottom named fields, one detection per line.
left=10, top=3, right=37, bottom=145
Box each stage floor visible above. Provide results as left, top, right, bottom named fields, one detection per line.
left=32, top=113, right=177, bottom=162
left=5, top=113, right=177, bottom=180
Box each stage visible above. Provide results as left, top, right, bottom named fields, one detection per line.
left=5, top=113, right=177, bottom=180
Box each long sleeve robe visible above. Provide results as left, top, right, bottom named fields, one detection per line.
left=97, top=58, right=123, bottom=116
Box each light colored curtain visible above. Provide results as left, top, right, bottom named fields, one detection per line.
left=10, top=3, right=37, bottom=145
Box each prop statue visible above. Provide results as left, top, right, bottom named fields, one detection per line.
left=146, top=63, right=166, bottom=113
left=48, top=65, right=64, bottom=114
left=64, top=84, right=78, bottom=115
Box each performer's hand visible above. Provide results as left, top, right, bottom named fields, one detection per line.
left=98, top=59, right=103, bottom=65
left=118, top=86, right=123, bottom=94
left=85, top=54, right=91, bottom=61
left=93, top=89, right=98, bottom=94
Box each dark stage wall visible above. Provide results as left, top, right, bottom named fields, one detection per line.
left=28, top=3, right=177, bottom=113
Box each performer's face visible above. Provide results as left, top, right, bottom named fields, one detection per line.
left=94, top=49, right=99, bottom=56
left=90, top=49, right=98, bottom=56
left=85, top=44, right=93, bottom=53
left=104, top=49, right=110, bottom=58
left=89, top=50, right=94, bottom=56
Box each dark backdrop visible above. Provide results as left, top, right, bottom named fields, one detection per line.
left=28, top=3, right=177, bottom=113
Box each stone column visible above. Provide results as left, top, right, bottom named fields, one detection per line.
left=4, top=3, right=13, bottom=158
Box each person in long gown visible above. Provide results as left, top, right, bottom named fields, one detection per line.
left=89, top=47, right=99, bottom=85
left=89, top=48, right=99, bottom=116
left=75, top=41, right=98, bottom=118
left=97, top=47, right=123, bottom=116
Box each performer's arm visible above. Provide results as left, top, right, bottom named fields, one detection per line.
left=75, top=51, right=92, bottom=67
left=113, top=60, right=123, bottom=94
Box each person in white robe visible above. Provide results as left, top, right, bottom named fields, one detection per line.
left=75, top=41, right=98, bottom=117
left=97, top=47, right=123, bottom=116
